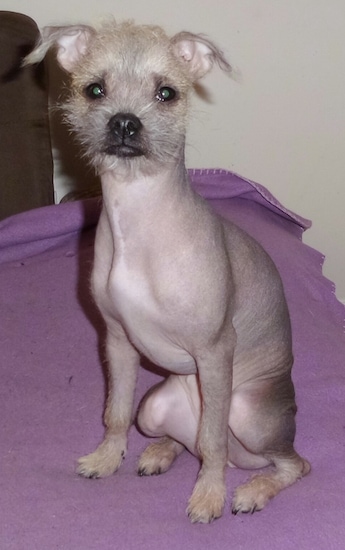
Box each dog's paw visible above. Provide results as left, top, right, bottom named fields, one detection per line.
left=231, top=475, right=273, bottom=515
left=137, top=437, right=184, bottom=476
left=187, top=476, right=226, bottom=523
left=76, top=439, right=126, bottom=479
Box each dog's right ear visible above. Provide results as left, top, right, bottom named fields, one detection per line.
left=23, top=25, right=95, bottom=73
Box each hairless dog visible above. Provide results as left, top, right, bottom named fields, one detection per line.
left=25, top=20, right=310, bottom=523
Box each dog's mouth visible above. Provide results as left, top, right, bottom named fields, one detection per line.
left=103, top=143, right=146, bottom=158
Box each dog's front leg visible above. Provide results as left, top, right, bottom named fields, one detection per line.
left=187, top=333, right=235, bottom=523
left=77, top=321, right=140, bottom=478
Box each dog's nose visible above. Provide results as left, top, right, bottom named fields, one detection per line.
left=108, top=113, right=142, bottom=139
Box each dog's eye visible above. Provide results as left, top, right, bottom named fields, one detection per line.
left=84, top=83, right=105, bottom=100
left=156, top=86, right=176, bottom=102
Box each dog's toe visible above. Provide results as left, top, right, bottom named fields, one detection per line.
left=137, top=438, right=183, bottom=476
left=77, top=463, right=100, bottom=479
left=232, top=477, right=271, bottom=515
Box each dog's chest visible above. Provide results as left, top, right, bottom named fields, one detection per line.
left=95, top=179, right=202, bottom=373
left=108, top=260, right=196, bottom=373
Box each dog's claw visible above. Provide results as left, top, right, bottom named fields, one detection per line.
left=88, top=472, right=100, bottom=479
left=231, top=502, right=262, bottom=515
left=137, top=466, right=162, bottom=477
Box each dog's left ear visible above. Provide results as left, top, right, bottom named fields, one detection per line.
left=171, top=32, right=231, bottom=80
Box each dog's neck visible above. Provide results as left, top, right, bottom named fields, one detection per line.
left=100, top=158, right=191, bottom=211
left=98, top=158, right=200, bottom=250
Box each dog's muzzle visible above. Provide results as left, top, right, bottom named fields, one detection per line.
left=105, top=113, right=145, bottom=157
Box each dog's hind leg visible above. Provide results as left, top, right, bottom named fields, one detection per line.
left=137, top=375, right=200, bottom=475
left=229, top=378, right=311, bottom=514
left=232, top=452, right=310, bottom=514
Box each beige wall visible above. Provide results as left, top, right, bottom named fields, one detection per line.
left=3, top=0, right=345, bottom=301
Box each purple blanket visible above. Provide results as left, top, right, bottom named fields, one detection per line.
left=1, top=170, right=344, bottom=550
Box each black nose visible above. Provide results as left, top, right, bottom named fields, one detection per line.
left=108, top=113, right=142, bottom=139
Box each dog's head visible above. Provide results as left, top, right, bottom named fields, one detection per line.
left=25, top=20, right=231, bottom=175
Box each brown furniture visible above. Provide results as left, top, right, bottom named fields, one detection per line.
left=0, top=11, right=54, bottom=220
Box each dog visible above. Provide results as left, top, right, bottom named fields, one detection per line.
left=25, top=20, right=310, bottom=523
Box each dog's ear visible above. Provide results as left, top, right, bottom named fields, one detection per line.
left=171, top=32, right=231, bottom=80
left=23, top=25, right=95, bottom=72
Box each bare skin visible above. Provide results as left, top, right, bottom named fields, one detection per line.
left=25, top=20, right=310, bottom=523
